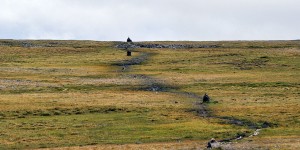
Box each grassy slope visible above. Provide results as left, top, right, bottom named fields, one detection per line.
left=0, top=40, right=299, bottom=149
left=136, top=42, right=299, bottom=133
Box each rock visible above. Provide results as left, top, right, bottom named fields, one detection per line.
left=115, top=43, right=219, bottom=49
left=207, top=138, right=221, bottom=149
left=203, top=93, right=210, bottom=103
left=261, top=121, right=275, bottom=128
left=207, top=142, right=212, bottom=149
left=127, top=37, right=132, bottom=43
left=253, top=129, right=261, bottom=136
left=127, top=51, right=132, bottom=56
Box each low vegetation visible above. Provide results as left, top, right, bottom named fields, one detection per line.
left=0, top=40, right=299, bottom=149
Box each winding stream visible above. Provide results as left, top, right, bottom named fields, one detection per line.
left=114, top=47, right=267, bottom=148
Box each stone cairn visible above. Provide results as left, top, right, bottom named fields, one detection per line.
left=126, top=37, right=133, bottom=56
left=203, top=93, right=210, bottom=103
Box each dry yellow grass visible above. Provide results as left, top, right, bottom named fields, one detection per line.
left=0, top=40, right=299, bottom=149
left=0, top=90, right=193, bottom=111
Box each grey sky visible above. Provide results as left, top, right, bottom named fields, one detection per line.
left=0, top=0, right=299, bottom=41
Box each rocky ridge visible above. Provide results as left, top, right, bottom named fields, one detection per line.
left=116, top=42, right=219, bottom=49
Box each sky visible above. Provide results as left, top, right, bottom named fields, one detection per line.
left=0, top=0, right=299, bottom=41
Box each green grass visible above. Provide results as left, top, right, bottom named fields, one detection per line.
left=135, top=43, right=300, bottom=138
left=0, top=112, right=245, bottom=149
left=0, top=40, right=299, bottom=149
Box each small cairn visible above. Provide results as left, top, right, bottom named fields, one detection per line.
left=126, top=37, right=133, bottom=56
left=127, top=37, right=133, bottom=43
left=203, top=93, right=210, bottom=103
left=127, top=51, right=132, bottom=56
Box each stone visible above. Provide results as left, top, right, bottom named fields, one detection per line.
left=127, top=51, right=132, bottom=56
left=127, top=37, right=132, bottom=43
left=203, top=93, right=210, bottom=103
left=115, top=43, right=219, bottom=49
left=206, top=138, right=221, bottom=149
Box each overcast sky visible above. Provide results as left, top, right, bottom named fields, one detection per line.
left=0, top=0, right=299, bottom=41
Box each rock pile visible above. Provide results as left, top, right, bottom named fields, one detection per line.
left=207, top=138, right=221, bottom=149
left=21, top=42, right=34, bottom=47
left=0, top=40, right=61, bottom=48
left=127, top=37, right=133, bottom=43
left=203, top=93, right=210, bottom=103
left=115, top=43, right=218, bottom=49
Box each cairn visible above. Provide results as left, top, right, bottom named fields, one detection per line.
left=203, top=93, right=210, bottom=103
left=127, top=37, right=132, bottom=43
